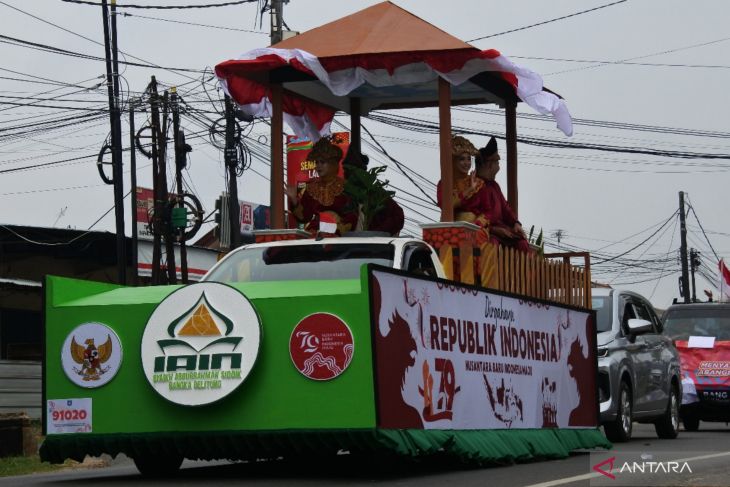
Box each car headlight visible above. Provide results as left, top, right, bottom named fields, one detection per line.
left=597, top=347, right=608, bottom=358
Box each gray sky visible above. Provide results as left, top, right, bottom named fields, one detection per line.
left=1, top=0, right=729, bottom=308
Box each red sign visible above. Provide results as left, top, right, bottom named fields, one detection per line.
left=136, top=187, right=155, bottom=241
left=289, top=313, right=354, bottom=380
left=676, top=341, right=730, bottom=389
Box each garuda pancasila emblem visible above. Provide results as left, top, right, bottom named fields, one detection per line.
left=71, top=335, right=113, bottom=381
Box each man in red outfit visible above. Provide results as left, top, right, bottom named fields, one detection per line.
left=475, top=137, right=532, bottom=253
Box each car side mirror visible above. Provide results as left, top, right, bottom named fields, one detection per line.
left=627, top=318, right=652, bottom=335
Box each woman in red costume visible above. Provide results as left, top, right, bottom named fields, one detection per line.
left=436, top=135, right=490, bottom=228
left=285, top=137, right=358, bottom=235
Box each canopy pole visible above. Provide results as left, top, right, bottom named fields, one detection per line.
left=270, top=83, right=285, bottom=229
left=438, top=78, right=453, bottom=222
left=350, top=98, right=361, bottom=156
left=505, top=101, right=518, bottom=218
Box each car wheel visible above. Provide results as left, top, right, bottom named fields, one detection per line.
left=654, top=384, right=679, bottom=439
left=133, top=454, right=183, bottom=477
left=682, top=413, right=700, bottom=432
left=605, top=381, right=632, bottom=442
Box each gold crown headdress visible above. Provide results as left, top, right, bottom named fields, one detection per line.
left=451, top=135, right=477, bottom=156
left=308, top=136, right=343, bottom=163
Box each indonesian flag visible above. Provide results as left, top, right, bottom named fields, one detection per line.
left=319, top=212, right=338, bottom=235
left=216, top=47, right=573, bottom=141
left=720, top=259, right=730, bottom=302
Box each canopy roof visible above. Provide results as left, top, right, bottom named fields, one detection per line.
left=272, top=1, right=473, bottom=57
left=215, top=1, right=573, bottom=140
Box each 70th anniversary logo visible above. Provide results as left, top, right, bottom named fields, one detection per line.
left=141, top=282, right=261, bottom=406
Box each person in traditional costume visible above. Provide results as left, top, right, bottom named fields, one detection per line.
left=285, top=137, right=358, bottom=235
left=475, top=136, right=532, bottom=253
left=342, top=148, right=404, bottom=236
left=436, top=135, right=490, bottom=227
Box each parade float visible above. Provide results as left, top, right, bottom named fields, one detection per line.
left=40, top=2, right=609, bottom=475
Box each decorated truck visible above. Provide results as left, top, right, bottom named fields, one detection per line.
left=41, top=234, right=607, bottom=475
left=42, top=2, right=610, bottom=476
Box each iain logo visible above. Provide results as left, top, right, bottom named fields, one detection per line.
left=141, top=283, right=261, bottom=406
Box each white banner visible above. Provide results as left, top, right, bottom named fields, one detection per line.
left=372, top=269, right=597, bottom=430
left=136, top=240, right=219, bottom=281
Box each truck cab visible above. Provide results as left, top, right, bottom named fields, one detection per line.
left=202, top=237, right=446, bottom=283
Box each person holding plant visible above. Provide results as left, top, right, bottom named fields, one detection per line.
left=285, top=137, right=358, bottom=235
left=343, top=148, right=404, bottom=236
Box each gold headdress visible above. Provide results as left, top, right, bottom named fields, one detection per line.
left=451, top=135, right=477, bottom=157
left=308, top=137, right=343, bottom=163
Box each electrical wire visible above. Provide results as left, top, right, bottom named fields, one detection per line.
left=686, top=195, right=721, bottom=263
left=119, top=11, right=267, bottom=33
left=60, top=0, right=258, bottom=9
left=467, top=0, right=627, bottom=42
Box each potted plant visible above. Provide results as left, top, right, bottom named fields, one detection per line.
left=343, top=164, right=395, bottom=233
left=527, top=225, right=544, bottom=257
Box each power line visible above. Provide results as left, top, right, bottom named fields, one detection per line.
left=119, top=11, right=267, bottom=33
left=368, top=111, right=730, bottom=160
left=596, top=210, right=679, bottom=265
left=686, top=196, right=721, bottom=263
left=0, top=153, right=96, bottom=174
left=454, top=106, right=730, bottom=139
left=509, top=55, right=730, bottom=70
left=60, top=0, right=257, bottom=9
left=467, top=0, right=627, bottom=42
left=0, top=34, right=204, bottom=73
left=545, top=35, right=730, bottom=76
left=0, top=1, right=103, bottom=48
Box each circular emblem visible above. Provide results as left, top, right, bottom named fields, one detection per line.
left=61, top=322, right=123, bottom=388
left=289, top=313, right=354, bottom=380
left=141, top=282, right=261, bottom=406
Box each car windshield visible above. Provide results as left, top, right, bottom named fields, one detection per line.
left=663, top=307, right=730, bottom=341
left=203, top=243, right=395, bottom=283
left=592, top=295, right=613, bottom=333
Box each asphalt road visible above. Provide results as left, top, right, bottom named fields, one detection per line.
left=2, top=423, right=729, bottom=487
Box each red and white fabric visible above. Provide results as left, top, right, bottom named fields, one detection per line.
left=215, top=47, right=573, bottom=141
left=318, top=212, right=338, bottom=234
left=720, top=259, right=730, bottom=302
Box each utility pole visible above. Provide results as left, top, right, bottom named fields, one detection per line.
left=129, top=102, right=138, bottom=286
left=679, top=191, right=691, bottom=303
left=224, top=96, right=241, bottom=249
left=148, top=78, right=163, bottom=285
left=270, top=0, right=284, bottom=44
left=101, top=0, right=126, bottom=284
left=149, top=80, right=162, bottom=284
left=158, top=91, right=177, bottom=284
left=690, top=248, right=701, bottom=303
left=171, top=87, right=189, bottom=283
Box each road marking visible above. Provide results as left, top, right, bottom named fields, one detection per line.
left=522, top=472, right=600, bottom=487
left=521, top=451, right=730, bottom=487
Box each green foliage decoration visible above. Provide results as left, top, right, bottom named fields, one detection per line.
left=344, top=165, right=395, bottom=231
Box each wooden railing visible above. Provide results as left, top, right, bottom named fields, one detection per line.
left=422, top=222, right=592, bottom=309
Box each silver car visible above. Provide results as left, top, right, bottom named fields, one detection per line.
left=593, top=288, right=682, bottom=442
